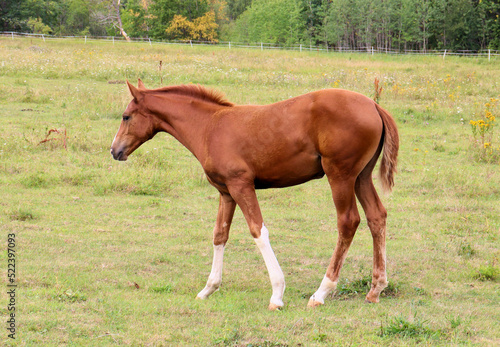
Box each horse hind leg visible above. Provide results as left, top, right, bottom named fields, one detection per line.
left=355, top=161, right=388, bottom=303
left=197, top=193, right=236, bottom=300
left=308, top=173, right=360, bottom=307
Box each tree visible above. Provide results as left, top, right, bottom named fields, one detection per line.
left=229, top=0, right=305, bottom=45
left=0, top=0, right=28, bottom=31
left=301, top=0, right=323, bottom=45
left=27, top=17, right=53, bottom=34
left=476, top=0, right=500, bottom=49
left=121, top=0, right=149, bottom=37
left=165, top=14, right=195, bottom=39
left=192, top=10, right=218, bottom=41
left=165, top=10, right=218, bottom=41
left=90, top=0, right=131, bottom=40
left=225, top=0, right=251, bottom=20
left=65, top=0, right=91, bottom=35
left=148, top=0, right=209, bottom=39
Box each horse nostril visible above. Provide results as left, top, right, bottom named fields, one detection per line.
left=110, top=147, right=124, bottom=160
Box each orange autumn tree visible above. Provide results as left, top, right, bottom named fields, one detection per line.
left=165, top=11, right=218, bottom=42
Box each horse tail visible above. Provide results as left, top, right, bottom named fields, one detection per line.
left=375, top=103, right=399, bottom=192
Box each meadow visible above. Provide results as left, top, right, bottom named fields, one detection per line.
left=0, top=38, right=499, bottom=346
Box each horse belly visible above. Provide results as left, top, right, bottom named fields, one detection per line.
left=253, top=154, right=325, bottom=189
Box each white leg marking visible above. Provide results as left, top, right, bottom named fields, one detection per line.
left=254, top=224, right=285, bottom=308
left=197, top=244, right=225, bottom=299
left=309, top=275, right=338, bottom=305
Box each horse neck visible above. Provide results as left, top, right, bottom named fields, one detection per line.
left=150, top=94, right=221, bottom=160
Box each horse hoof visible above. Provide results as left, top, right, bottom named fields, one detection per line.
left=268, top=303, right=283, bottom=311
left=364, top=295, right=379, bottom=304
left=307, top=300, right=323, bottom=308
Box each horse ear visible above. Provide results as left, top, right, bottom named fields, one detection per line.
left=137, top=78, right=146, bottom=90
left=127, top=80, right=143, bottom=102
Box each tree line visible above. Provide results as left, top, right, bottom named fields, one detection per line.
left=1, top=0, right=499, bottom=51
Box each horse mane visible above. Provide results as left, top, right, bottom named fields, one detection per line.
left=148, top=84, right=234, bottom=107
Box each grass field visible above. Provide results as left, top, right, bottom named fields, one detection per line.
left=0, top=38, right=499, bottom=346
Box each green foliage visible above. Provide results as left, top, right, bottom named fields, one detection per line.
left=147, top=0, right=210, bottom=39
left=54, top=289, right=87, bottom=302
left=226, top=0, right=252, bottom=21
left=228, top=0, right=304, bottom=45
left=458, top=242, right=476, bottom=258
left=337, top=275, right=371, bottom=296
left=9, top=208, right=37, bottom=221
left=469, top=97, right=499, bottom=163
left=380, top=314, right=441, bottom=339
left=337, top=275, right=400, bottom=298
left=121, top=0, right=148, bottom=37
left=26, top=17, right=52, bottom=34
left=473, top=264, right=499, bottom=281
left=150, top=284, right=173, bottom=293
left=65, top=0, right=91, bottom=36
left=0, top=0, right=27, bottom=31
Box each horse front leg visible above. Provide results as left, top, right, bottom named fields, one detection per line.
left=196, top=193, right=236, bottom=300
left=228, top=183, right=286, bottom=310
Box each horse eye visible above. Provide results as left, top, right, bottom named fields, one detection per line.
left=122, top=115, right=130, bottom=121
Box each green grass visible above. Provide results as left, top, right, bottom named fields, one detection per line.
left=0, top=37, right=499, bottom=346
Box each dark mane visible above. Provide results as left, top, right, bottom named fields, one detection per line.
left=148, top=84, right=234, bottom=107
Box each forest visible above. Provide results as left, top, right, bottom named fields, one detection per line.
left=1, top=0, right=499, bottom=51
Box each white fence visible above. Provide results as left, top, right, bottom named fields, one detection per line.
left=1, top=31, right=499, bottom=60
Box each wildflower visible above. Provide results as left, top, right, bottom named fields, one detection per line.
left=484, top=142, right=491, bottom=148
left=414, top=148, right=419, bottom=152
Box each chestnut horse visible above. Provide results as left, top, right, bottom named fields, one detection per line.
left=111, top=80, right=399, bottom=310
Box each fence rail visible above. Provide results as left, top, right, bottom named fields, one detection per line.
left=1, top=31, right=499, bottom=59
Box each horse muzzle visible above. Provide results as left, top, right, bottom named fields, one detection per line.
left=110, top=147, right=128, bottom=161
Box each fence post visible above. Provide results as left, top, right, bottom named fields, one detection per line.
left=443, top=49, right=446, bottom=60
left=149, top=38, right=151, bottom=46
left=112, top=36, right=114, bottom=45
left=229, top=42, right=231, bottom=49
left=42, top=34, right=45, bottom=42
left=85, top=36, right=87, bottom=44
left=488, top=49, right=491, bottom=62
left=371, top=46, right=374, bottom=55
left=261, top=42, right=263, bottom=51
left=300, top=44, right=302, bottom=52
left=11, top=32, right=14, bottom=40
left=190, top=40, right=193, bottom=47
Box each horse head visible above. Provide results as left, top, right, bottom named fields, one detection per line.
left=110, top=80, right=155, bottom=161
